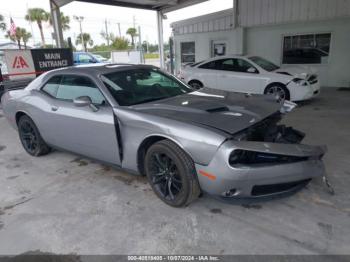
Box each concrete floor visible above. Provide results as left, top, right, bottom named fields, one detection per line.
left=0, top=87, right=349, bottom=255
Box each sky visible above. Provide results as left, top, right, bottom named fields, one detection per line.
left=0, top=0, right=233, bottom=49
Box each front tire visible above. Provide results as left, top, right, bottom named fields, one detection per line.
left=264, top=83, right=290, bottom=101
left=18, top=115, right=51, bottom=156
left=145, top=140, right=201, bottom=207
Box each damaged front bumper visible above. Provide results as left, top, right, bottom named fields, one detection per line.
left=195, top=140, right=327, bottom=200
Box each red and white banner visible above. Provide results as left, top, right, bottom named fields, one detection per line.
left=4, top=50, right=36, bottom=80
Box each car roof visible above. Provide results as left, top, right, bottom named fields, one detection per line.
left=209, top=54, right=251, bottom=60
left=47, top=63, right=158, bottom=76
left=193, top=55, right=254, bottom=65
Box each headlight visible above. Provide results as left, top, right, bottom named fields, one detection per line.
left=292, top=78, right=308, bottom=86
left=229, top=149, right=309, bottom=166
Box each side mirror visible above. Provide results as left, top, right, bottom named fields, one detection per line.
left=247, top=67, right=258, bottom=73
left=73, top=96, right=98, bottom=112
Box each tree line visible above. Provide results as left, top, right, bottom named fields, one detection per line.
left=0, top=9, right=160, bottom=53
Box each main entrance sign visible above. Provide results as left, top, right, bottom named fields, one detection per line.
left=3, top=48, right=73, bottom=80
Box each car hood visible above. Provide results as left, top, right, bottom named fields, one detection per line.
left=130, top=88, right=282, bottom=135
left=274, top=65, right=316, bottom=79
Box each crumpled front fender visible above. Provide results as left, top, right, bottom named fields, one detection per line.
left=195, top=140, right=326, bottom=198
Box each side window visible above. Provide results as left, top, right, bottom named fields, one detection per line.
left=232, top=59, right=257, bottom=73
left=180, top=42, right=195, bottom=63
left=56, top=75, right=106, bottom=104
left=42, top=75, right=62, bottom=97
left=199, top=61, right=217, bottom=69
left=78, top=54, right=93, bottom=63
left=199, top=59, right=234, bottom=71
left=220, top=59, right=235, bottom=71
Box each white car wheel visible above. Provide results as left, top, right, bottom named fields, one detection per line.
left=265, top=84, right=290, bottom=101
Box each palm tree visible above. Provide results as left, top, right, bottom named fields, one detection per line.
left=0, top=14, right=6, bottom=31
left=20, top=28, right=32, bottom=49
left=126, top=27, right=138, bottom=47
left=6, top=27, right=22, bottom=49
left=75, top=33, right=93, bottom=51
left=6, top=27, right=32, bottom=49
left=49, top=12, right=70, bottom=31
left=25, top=8, right=49, bottom=46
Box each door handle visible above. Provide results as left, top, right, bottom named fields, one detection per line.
left=51, top=106, right=58, bottom=111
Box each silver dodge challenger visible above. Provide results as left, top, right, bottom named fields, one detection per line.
left=1, top=64, right=327, bottom=207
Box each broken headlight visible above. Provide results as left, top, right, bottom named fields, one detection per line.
left=229, top=150, right=309, bottom=167
left=292, top=78, right=308, bottom=86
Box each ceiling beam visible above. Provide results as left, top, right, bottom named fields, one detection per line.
left=51, top=0, right=209, bottom=12
left=75, top=0, right=157, bottom=10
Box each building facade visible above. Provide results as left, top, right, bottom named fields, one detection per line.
left=171, top=0, right=350, bottom=87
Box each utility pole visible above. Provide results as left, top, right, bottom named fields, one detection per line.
left=138, top=26, right=143, bottom=63
left=74, top=15, right=85, bottom=51
left=146, top=36, right=149, bottom=53
left=117, top=22, right=121, bottom=38
left=104, top=19, right=110, bottom=46
left=133, top=15, right=136, bottom=29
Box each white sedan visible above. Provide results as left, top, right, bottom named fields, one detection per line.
left=179, top=55, right=320, bottom=101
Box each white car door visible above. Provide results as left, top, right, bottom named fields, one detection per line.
left=215, top=58, right=265, bottom=94
left=192, top=60, right=219, bottom=88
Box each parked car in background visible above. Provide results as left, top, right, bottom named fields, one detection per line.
left=73, top=52, right=101, bottom=65
left=180, top=55, right=320, bottom=101
left=1, top=64, right=326, bottom=207
left=92, top=54, right=109, bottom=62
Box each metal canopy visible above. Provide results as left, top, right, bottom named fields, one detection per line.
left=54, top=0, right=208, bottom=13
left=51, top=0, right=209, bottom=69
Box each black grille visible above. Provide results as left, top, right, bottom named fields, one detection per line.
left=251, top=179, right=311, bottom=196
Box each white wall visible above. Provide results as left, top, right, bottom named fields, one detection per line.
left=245, top=18, right=350, bottom=87
left=174, top=28, right=243, bottom=73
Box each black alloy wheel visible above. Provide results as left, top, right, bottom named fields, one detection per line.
left=18, top=115, right=51, bottom=156
left=145, top=140, right=201, bottom=207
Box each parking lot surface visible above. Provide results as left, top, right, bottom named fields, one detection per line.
left=0, top=87, right=349, bottom=255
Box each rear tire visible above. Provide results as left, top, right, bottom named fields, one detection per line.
left=264, top=83, right=290, bottom=101
left=188, top=80, right=203, bottom=90
left=144, top=140, right=201, bottom=207
left=18, top=115, right=51, bottom=156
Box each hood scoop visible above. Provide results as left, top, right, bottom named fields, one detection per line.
left=206, top=106, right=230, bottom=113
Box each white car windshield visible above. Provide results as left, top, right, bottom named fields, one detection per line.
left=249, top=56, right=280, bottom=72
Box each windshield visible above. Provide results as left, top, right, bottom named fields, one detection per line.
left=101, top=68, right=193, bottom=106
left=249, top=56, right=280, bottom=72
